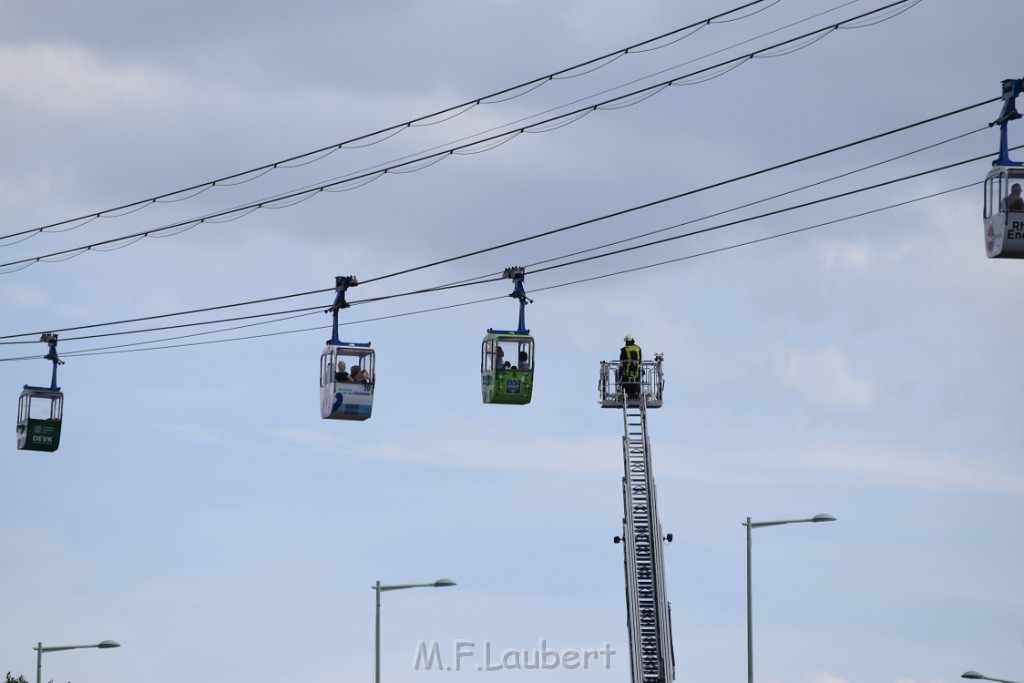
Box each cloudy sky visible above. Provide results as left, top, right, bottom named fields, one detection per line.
left=1, top=2, right=1021, bottom=683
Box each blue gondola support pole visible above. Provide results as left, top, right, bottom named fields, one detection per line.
left=504, top=266, right=532, bottom=335
left=41, top=332, right=63, bottom=391
left=991, top=77, right=1024, bottom=167
left=327, top=275, right=358, bottom=346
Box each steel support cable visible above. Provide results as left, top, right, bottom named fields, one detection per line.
left=0, top=0, right=922, bottom=274
left=356, top=97, right=994, bottom=287
left=0, top=274, right=504, bottom=345
left=291, top=150, right=989, bottom=314
left=1, top=179, right=979, bottom=362
left=525, top=153, right=989, bottom=276
left=0, top=289, right=333, bottom=342
left=40, top=306, right=327, bottom=344
left=300, top=0, right=863, bottom=206
left=526, top=127, right=988, bottom=270
left=521, top=0, right=859, bottom=125
left=530, top=182, right=976, bottom=294
left=0, top=99, right=997, bottom=343
left=5, top=310, right=326, bottom=359
left=0, top=0, right=778, bottom=245
left=46, top=293, right=512, bottom=358
left=0, top=147, right=988, bottom=354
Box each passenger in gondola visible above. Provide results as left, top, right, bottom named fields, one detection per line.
left=1006, top=183, right=1024, bottom=211
left=335, top=361, right=350, bottom=382
left=518, top=350, right=531, bottom=371
left=351, top=365, right=370, bottom=383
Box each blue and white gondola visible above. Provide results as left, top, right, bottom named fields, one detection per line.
left=319, top=276, right=375, bottom=421
left=983, top=78, right=1024, bottom=259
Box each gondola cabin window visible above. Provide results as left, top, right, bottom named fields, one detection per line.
left=320, top=343, right=375, bottom=421
left=480, top=332, right=534, bottom=405
left=16, top=387, right=63, bottom=452
left=983, top=167, right=1024, bottom=258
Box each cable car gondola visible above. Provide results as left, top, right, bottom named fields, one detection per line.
left=481, top=267, right=535, bottom=405
left=983, top=78, right=1024, bottom=259
left=16, top=333, right=64, bottom=452
left=320, top=276, right=375, bottom=421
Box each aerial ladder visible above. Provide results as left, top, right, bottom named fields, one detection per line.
left=599, top=356, right=674, bottom=683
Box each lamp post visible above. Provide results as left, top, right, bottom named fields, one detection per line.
left=744, top=513, right=835, bottom=683
left=963, top=671, right=1023, bottom=683
left=374, top=578, right=455, bottom=683
left=35, top=640, right=120, bottom=683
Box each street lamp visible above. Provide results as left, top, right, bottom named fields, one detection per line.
left=744, top=513, right=836, bottom=683
left=35, top=640, right=120, bottom=683
left=374, top=578, right=455, bottom=683
left=963, top=671, right=1023, bottom=683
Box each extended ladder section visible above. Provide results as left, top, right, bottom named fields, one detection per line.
left=618, top=395, right=675, bottom=683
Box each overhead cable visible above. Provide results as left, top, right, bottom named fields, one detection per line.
left=2, top=180, right=978, bottom=362
left=0, top=0, right=779, bottom=246
left=0, top=0, right=923, bottom=274
left=0, top=147, right=990, bottom=351
left=0, top=98, right=995, bottom=343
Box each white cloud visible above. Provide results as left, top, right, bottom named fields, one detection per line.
left=655, top=440, right=1024, bottom=494
left=0, top=281, right=49, bottom=308
left=274, top=427, right=626, bottom=475
left=159, top=421, right=228, bottom=445
left=807, top=672, right=851, bottom=683
left=820, top=241, right=872, bottom=273
left=774, top=344, right=877, bottom=413
left=0, top=43, right=162, bottom=113
left=559, top=1, right=666, bottom=47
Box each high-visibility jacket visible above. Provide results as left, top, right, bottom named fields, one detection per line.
left=620, top=343, right=641, bottom=380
